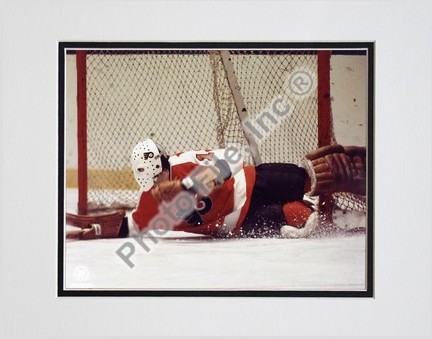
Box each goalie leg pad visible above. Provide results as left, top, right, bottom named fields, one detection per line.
left=66, top=210, right=127, bottom=240
left=282, top=200, right=314, bottom=228
left=280, top=211, right=319, bottom=239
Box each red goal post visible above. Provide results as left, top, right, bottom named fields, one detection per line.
left=74, top=49, right=365, bottom=216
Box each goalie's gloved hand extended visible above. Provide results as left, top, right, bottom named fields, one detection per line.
left=302, top=144, right=366, bottom=196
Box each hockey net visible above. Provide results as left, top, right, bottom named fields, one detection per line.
left=75, top=49, right=365, bottom=215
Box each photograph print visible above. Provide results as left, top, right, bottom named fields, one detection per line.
left=58, top=42, right=373, bottom=296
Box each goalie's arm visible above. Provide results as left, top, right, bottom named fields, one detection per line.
left=182, top=158, right=231, bottom=194
left=151, top=158, right=233, bottom=203
left=211, top=148, right=244, bottom=179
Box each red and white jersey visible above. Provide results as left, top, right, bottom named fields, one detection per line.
left=131, top=149, right=256, bottom=236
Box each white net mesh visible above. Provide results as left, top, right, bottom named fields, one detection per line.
left=81, top=50, right=364, bottom=213
left=230, top=51, right=319, bottom=163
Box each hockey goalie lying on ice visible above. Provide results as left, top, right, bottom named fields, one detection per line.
left=66, top=139, right=366, bottom=240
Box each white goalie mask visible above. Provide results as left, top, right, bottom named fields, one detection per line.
left=131, top=139, right=167, bottom=192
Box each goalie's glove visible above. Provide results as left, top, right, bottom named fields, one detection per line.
left=344, top=145, right=366, bottom=195
left=66, top=210, right=127, bottom=240
left=302, top=144, right=366, bottom=196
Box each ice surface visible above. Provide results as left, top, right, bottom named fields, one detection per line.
left=64, top=189, right=367, bottom=291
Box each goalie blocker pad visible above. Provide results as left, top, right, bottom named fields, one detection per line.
left=303, top=144, right=366, bottom=196
left=66, top=210, right=128, bottom=240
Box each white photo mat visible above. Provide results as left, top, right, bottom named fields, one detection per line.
left=1, top=0, right=431, bottom=336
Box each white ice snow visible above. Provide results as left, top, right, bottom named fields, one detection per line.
left=64, top=189, right=367, bottom=291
